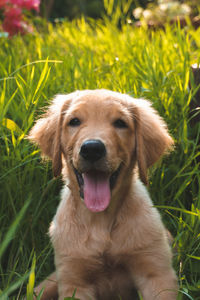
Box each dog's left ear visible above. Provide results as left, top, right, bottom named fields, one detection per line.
left=131, top=99, right=174, bottom=185
left=28, top=94, right=73, bottom=177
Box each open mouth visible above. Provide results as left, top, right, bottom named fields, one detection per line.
left=73, top=165, right=121, bottom=213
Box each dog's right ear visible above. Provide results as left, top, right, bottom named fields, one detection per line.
left=28, top=94, right=72, bottom=177
left=129, top=98, right=174, bottom=185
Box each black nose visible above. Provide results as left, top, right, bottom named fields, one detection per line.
left=80, top=139, right=106, bottom=162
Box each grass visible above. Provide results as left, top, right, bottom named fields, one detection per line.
left=0, top=15, right=200, bottom=299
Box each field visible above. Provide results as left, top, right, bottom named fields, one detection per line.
left=0, top=16, right=200, bottom=299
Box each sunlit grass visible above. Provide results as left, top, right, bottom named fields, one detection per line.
left=0, top=17, right=200, bottom=299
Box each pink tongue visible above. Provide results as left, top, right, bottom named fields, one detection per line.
left=83, top=171, right=110, bottom=212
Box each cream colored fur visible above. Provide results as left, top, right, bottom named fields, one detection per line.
left=30, top=90, right=178, bottom=300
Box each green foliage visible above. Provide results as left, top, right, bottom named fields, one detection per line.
left=0, top=17, right=200, bottom=299
left=45, top=0, right=144, bottom=21
left=48, top=0, right=104, bottom=20
left=64, top=289, right=80, bottom=300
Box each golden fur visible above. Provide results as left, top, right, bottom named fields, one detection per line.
left=29, top=89, right=178, bottom=300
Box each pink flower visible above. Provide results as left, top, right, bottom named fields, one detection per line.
left=1, top=0, right=40, bottom=36
left=3, top=6, right=23, bottom=36
left=2, top=0, right=40, bottom=11
left=22, top=0, right=40, bottom=12
left=0, top=0, right=8, bottom=9
left=3, top=16, right=24, bottom=35
left=4, top=6, right=22, bottom=18
left=10, top=0, right=24, bottom=5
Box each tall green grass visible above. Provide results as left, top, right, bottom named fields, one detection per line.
left=0, top=17, right=200, bottom=299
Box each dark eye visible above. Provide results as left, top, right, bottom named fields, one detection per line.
left=113, top=119, right=128, bottom=129
left=68, top=118, right=81, bottom=127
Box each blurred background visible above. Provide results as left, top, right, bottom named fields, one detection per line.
left=41, top=0, right=200, bottom=29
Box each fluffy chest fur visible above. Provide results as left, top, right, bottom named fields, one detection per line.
left=49, top=178, right=169, bottom=300
left=50, top=177, right=166, bottom=260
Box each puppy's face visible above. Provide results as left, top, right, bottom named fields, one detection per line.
left=61, top=94, right=136, bottom=212
left=29, top=90, right=173, bottom=213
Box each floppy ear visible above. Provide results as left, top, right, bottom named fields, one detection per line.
left=132, top=99, right=174, bottom=185
left=28, top=94, right=72, bottom=177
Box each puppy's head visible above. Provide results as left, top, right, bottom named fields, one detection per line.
left=29, top=90, right=173, bottom=212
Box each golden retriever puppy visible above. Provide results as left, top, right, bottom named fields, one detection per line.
left=29, top=89, right=178, bottom=300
